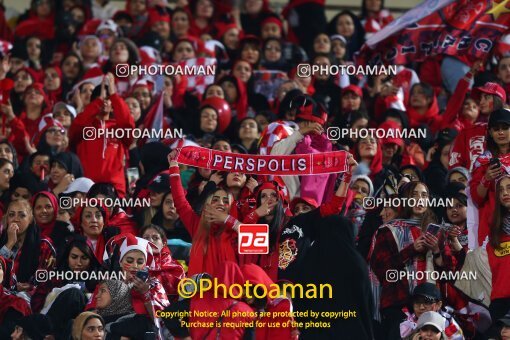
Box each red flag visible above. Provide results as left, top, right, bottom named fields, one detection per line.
left=357, top=0, right=510, bottom=65
left=140, top=92, right=164, bottom=145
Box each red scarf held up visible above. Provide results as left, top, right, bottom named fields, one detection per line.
left=172, top=146, right=350, bottom=176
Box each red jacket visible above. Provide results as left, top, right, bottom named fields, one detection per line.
left=449, top=123, right=487, bottom=171
left=487, top=234, right=510, bottom=300
left=69, top=94, right=134, bottom=197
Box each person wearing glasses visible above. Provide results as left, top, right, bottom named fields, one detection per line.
left=400, top=283, right=463, bottom=339
left=33, top=114, right=68, bottom=156
left=261, top=37, right=286, bottom=72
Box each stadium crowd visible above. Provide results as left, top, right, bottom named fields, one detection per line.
left=0, top=0, right=510, bottom=339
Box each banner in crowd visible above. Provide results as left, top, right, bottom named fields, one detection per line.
left=252, top=70, right=288, bottom=103
left=357, top=0, right=510, bottom=65
left=177, top=57, right=217, bottom=95
left=173, top=146, right=350, bottom=176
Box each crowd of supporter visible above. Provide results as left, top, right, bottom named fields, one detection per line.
left=1, top=0, right=510, bottom=339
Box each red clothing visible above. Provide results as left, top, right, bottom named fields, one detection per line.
left=69, top=94, right=135, bottom=197
left=19, top=111, right=42, bottom=140
left=3, top=236, right=56, bottom=288
left=369, top=220, right=425, bottom=310
left=190, top=261, right=256, bottom=340
left=169, top=165, right=238, bottom=276
left=241, top=263, right=295, bottom=340
left=0, top=285, right=31, bottom=323
left=32, top=191, right=58, bottom=239
left=487, top=234, right=510, bottom=300
left=109, top=209, right=138, bottom=235
left=3, top=116, right=30, bottom=161
left=406, top=95, right=440, bottom=129
left=469, top=151, right=507, bottom=245
left=150, top=246, right=185, bottom=299
left=449, top=123, right=487, bottom=171
left=435, top=72, right=474, bottom=133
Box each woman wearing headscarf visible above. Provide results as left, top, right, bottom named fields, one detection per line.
left=86, top=182, right=138, bottom=236
left=31, top=236, right=100, bottom=314
left=72, top=312, right=105, bottom=340
left=43, top=65, right=63, bottom=108
left=19, top=83, right=50, bottom=140
left=32, top=190, right=74, bottom=252
left=0, top=199, right=56, bottom=294
left=49, top=151, right=84, bottom=196
left=168, top=154, right=239, bottom=276
left=75, top=202, right=119, bottom=264
left=95, top=280, right=135, bottom=323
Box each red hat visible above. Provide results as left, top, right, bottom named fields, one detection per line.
left=473, top=82, right=507, bottom=103
left=261, top=16, right=283, bottom=32
left=379, top=120, right=404, bottom=149
left=104, top=233, right=158, bottom=270
left=215, top=22, right=239, bottom=40
left=33, top=113, right=65, bottom=145
left=342, top=84, right=363, bottom=98
left=290, top=196, right=319, bottom=212
left=200, top=97, right=232, bottom=134
left=254, top=181, right=286, bottom=202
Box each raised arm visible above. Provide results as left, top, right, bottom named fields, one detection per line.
left=168, top=158, right=200, bottom=236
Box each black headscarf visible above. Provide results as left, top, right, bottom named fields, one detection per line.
left=134, top=142, right=171, bottom=198
left=279, top=215, right=374, bottom=339
left=51, top=152, right=84, bottom=178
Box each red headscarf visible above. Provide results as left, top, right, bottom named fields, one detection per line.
left=31, top=191, right=58, bottom=239
left=406, top=93, right=439, bottom=128
left=43, top=66, right=63, bottom=109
